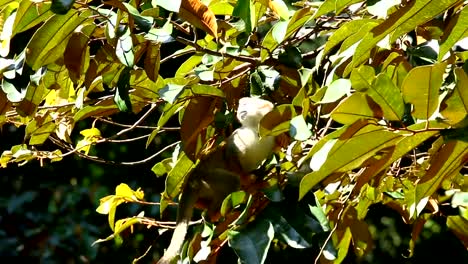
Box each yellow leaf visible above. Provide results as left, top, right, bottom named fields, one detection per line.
left=96, top=195, right=115, bottom=214
left=80, top=127, right=101, bottom=138
left=115, top=183, right=145, bottom=200
left=179, top=0, right=218, bottom=38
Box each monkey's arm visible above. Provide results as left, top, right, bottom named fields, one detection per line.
left=157, top=97, right=275, bottom=263
left=157, top=180, right=198, bottom=264
left=157, top=165, right=241, bottom=264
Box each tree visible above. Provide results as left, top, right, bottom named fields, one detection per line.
left=1, top=0, right=467, bottom=263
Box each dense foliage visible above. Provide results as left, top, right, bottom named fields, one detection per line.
left=1, top=0, right=467, bottom=263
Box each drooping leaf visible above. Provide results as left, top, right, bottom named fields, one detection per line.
left=144, top=41, right=161, bottom=82
left=116, top=27, right=134, bottom=67
left=233, top=0, right=255, bottom=34
left=402, top=62, right=447, bottom=120
left=114, top=68, right=132, bottom=112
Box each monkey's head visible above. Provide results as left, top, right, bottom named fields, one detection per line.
left=236, top=97, right=274, bottom=128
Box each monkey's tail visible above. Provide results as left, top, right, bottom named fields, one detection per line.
left=157, top=185, right=197, bottom=264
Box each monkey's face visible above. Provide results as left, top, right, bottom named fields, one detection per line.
left=237, top=97, right=274, bottom=128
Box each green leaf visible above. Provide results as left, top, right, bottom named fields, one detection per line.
left=367, top=0, right=400, bottom=18
left=278, top=46, right=302, bottom=69
left=452, top=192, right=468, bottom=208
left=145, top=19, right=173, bottom=43
left=350, top=65, right=375, bottom=91
left=191, top=84, right=225, bottom=98
left=402, top=62, right=446, bottom=120
left=25, top=9, right=92, bottom=70
left=250, top=70, right=264, bottom=96
left=413, top=140, right=468, bottom=217
left=158, top=84, right=185, bottom=104
left=152, top=0, right=181, bottom=12
left=144, top=42, right=160, bottom=82
left=318, top=78, right=351, bottom=104
left=335, top=228, right=352, bottom=263
left=347, top=0, right=459, bottom=75
left=114, top=68, right=132, bottom=112
left=354, top=121, right=442, bottom=192
left=175, top=54, right=202, bottom=77
left=233, top=0, right=255, bottom=34
left=228, top=218, right=274, bottom=264
left=289, top=115, right=312, bottom=140
left=1, top=80, right=24, bottom=102
left=122, top=2, right=154, bottom=32
left=440, top=68, right=468, bottom=125
left=439, top=7, right=468, bottom=61
left=261, top=7, right=313, bottom=61
left=13, top=1, right=53, bottom=35
left=272, top=20, right=288, bottom=44
left=263, top=204, right=322, bottom=248
left=73, top=105, right=119, bottom=122
left=309, top=203, right=330, bottom=232
left=116, top=27, right=134, bottom=67
left=130, top=69, right=163, bottom=101
left=313, top=0, right=363, bottom=18
left=163, top=152, right=195, bottom=200
left=331, top=92, right=382, bottom=125
left=300, top=121, right=404, bottom=199
left=51, top=0, right=75, bottom=15
left=17, top=80, right=46, bottom=117
left=324, top=19, right=378, bottom=56
left=0, top=2, right=17, bottom=57
left=25, top=115, right=56, bottom=145
left=370, top=73, right=405, bottom=121
left=447, top=216, right=468, bottom=241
